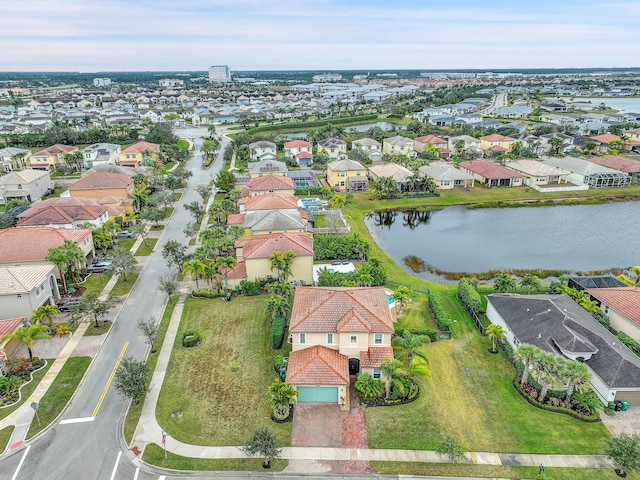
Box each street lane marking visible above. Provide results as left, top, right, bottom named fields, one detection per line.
left=158, top=476, right=166, bottom=480
left=133, top=467, right=139, bottom=480
left=92, top=342, right=129, bottom=418
left=109, top=451, right=122, bottom=480
left=11, top=445, right=30, bottom=480
left=60, top=416, right=95, bottom=424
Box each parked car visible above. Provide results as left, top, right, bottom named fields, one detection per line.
left=87, top=261, right=112, bottom=273
left=58, top=298, right=82, bottom=311
left=114, top=231, right=135, bottom=239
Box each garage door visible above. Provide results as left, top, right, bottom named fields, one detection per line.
left=297, top=386, right=338, bottom=403
left=614, top=391, right=640, bottom=406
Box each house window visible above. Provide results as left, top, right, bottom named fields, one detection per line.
left=356, top=171, right=361, bottom=176
left=339, top=181, right=345, bottom=187
left=299, top=333, right=306, bottom=344
left=514, top=337, right=520, bottom=347
left=350, top=335, right=357, bottom=345
left=327, top=333, right=334, bottom=345
left=374, top=333, right=383, bottom=345
left=604, top=305, right=610, bottom=315
left=373, top=368, right=381, bottom=379
left=339, top=172, right=346, bottom=177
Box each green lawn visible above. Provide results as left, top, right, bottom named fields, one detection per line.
left=83, top=320, right=111, bottom=336
left=177, top=139, right=190, bottom=150
left=26, top=357, right=92, bottom=439
left=124, top=296, right=177, bottom=444
left=150, top=225, right=165, bottom=231
left=78, top=272, right=111, bottom=296
left=344, top=193, right=612, bottom=454
left=370, top=462, right=640, bottom=480
left=0, top=426, right=14, bottom=452
left=110, top=272, right=139, bottom=296
left=0, top=362, right=52, bottom=421
left=142, top=444, right=287, bottom=471
left=172, top=192, right=182, bottom=202
left=135, top=238, right=158, bottom=256
left=163, top=207, right=175, bottom=219
left=116, top=238, right=136, bottom=251
left=155, top=296, right=292, bottom=447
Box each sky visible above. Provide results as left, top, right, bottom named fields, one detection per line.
left=2, top=0, right=640, bottom=72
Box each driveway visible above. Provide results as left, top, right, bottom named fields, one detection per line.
left=285, top=384, right=373, bottom=474
left=601, top=406, right=640, bottom=435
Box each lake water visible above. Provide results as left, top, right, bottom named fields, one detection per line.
left=572, top=97, right=640, bottom=113
left=276, top=121, right=405, bottom=140
left=364, top=202, right=640, bottom=275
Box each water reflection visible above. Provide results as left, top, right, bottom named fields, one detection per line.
left=365, top=209, right=432, bottom=230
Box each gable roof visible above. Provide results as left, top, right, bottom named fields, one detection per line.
left=0, top=317, right=25, bottom=338
left=245, top=175, right=294, bottom=192
left=17, top=197, right=108, bottom=226
left=121, top=141, right=160, bottom=154
left=587, top=155, right=640, bottom=174
left=284, top=140, right=312, bottom=148
left=33, top=144, right=76, bottom=156
left=285, top=345, right=349, bottom=385
left=459, top=160, right=523, bottom=179
left=587, top=287, right=640, bottom=328
left=240, top=193, right=298, bottom=211
left=488, top=294, right=640, bottom=389
left=0, top=169, right=50, bottom=185
left=69, top=172, right=133, bottom=191
left=368, top=163, right=414, bottom=183
left=506, top=159, right=570, bottom=177
left=481, top=134, right=514, bottom=142
left=419, top=162, right=474, bottom=182
left=289, top=286, right=394, bottom=334
left=383, top=135, right=414, bottom=147
left=240, top=232, right=313, bottom=259
left=590, top=134, right=621, bottom=144
left=0, top=227, right=91, bottom=262
left=327, top=159, right=366, bottom=172
left=0, top=264, right=55, bottom=294
left=415, top=134, right=447, bottom=145
left=240, top=210, right=307, bottom=232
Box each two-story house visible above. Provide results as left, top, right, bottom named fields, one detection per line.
left=382, top=135, right=415, bottom=157
left=317, top=137, right=347, bottom=161
left=414, top=134, right=449, bottom=159
left=286, top=286, right=395, bottom=405
left=0, top=264, right=61, bottom=320
left=241, top=175, right=295, bottom=197
left=479, top=134, right=515, bottom=154
left=0, top=169, right=54, bottom=204
left=247, top=159, right=288, bottom=179
left=326, top=159, right=368, bottom=192
left=68, top=172, right=135, bottom=201
left=284, top=140, right=312, bottom=159
left=16, top=197, right=111, bottom=228
left=82, top=143, right=121, bottom=169
left=119, top=141, right=160, bottom=168
left=352, top=137, right=382, bottom=162
left=0, top=147, right=31, bottom=172
left=29, top=144, right=78, bottom=170
left=248, top=141, right=277, bottom=161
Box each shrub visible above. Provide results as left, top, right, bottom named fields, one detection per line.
left=294, top=186, right=326, bottom=196
left=191, top=288, right=224, bottom=299
left=313, top=233, right=371, bottom=261
left=182, top=331, right=201, bottom=348
left=271, top=317, right=286, bottom=350
left=617, top=331, right=640, bottom=357
left=428, top=292, right=452, bottom=331
left=457, top=277, right=482, bottom=313
left=240, top=279, right=264, bottom=296
left=513, top=380, right=600, bottom=422
left=395, top=327, right=438, bottom=343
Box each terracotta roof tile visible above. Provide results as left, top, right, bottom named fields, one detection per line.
left=587, top=287, right=640, bottom=328
left=360, top=346, right=394, bottom=368
left=121, top=141, right=160, bottom=154
left=481, top=134, right=514, bottom=142
left=290, top=287, right=394, bottom=334
left=415, top=135, right=447, bottom=145
left=240, top=193, right=298, bottom=211
left=33, top=144, right=76, bottom=156
left=242, top=232, right=313, bottom=259
left=17, top=198, right=108, bottom=226
left=221, top=260, right=247, bottom=280
left=588, top=155, right=640, bottom=174
left=0, top=227, right=91, bottom=262
left=284, top=140, right=312, bottom=148
left=286, top=345, right=349, bottom=385
left=459, top=160, right=523, bottom=179
left=69, top=172, right=133, bottom=191
left=590, top=134, right=621, bottom=144
left=0, top=317, right=25, bottom=338
left=245, top=175, right=294, bottom=192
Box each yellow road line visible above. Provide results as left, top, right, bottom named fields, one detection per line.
left=92, top=342, right=129, bottom=418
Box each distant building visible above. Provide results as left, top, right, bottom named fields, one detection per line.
left=312, top=73, right=343, bottom=82
left=209, top=65, right=232, bottom=82
left=159, top=78, right=185, bottom=88
left=93, top=78, right=112, bottom=87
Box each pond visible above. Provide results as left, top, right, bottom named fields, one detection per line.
left=571, top=97, right=640, bottom=113
left=364, top=202, right=640, bottom=276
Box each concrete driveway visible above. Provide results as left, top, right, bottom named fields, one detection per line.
left=284, top=385, right=373, bottom=474
left=601, top=406, right=640, bottom=435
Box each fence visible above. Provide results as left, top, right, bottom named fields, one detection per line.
left=308, top=209, right=351, bottom=234
left=523, top=179, right=589, bottom=193
left=458, top=294, right=486, bottom=335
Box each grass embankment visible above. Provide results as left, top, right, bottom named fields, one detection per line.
left=83, top=320, right=112, bottom=336
left=243, top=114, right=379, bottom=137
left=344, top=192, right=611, bottom=454
left=0, top=362, right=52, bottom=421
left=26, top=357, right=92, bottom=439
left=124, top=296, right=177, bottom=444
left=110, top=272, right=139, bottom=296
left=371, top=462, right=640, bottom=480
left=177, top=139, right=190, bottom=150
left=0, top=426, right=14, bottom=452
left=135, top=238, right=158, bottom=256
left=155, top=296, right=291, bottom=447
left=142, top=443, right=287, bottom=471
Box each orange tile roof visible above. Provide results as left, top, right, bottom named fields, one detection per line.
left=481, top=134, right=514, bottom=142
left=284, top=140, right=312, bottom=148
left=17, top=198, right=108, bottom=226
left=0, top=317, right=25, bottom=338
left=240, top=193, right=298, bottom=211
left=415, top=135, right=447, bottom=145
left=296, top=151, right=313, bottom=158
left=290, top=287, right=394, bottom=334
left=69, top=172, right=133, bottom=191
left=286, top=345, right=349, bottom=385
left=360, top=346, right=394, bottom=368
left=121, top=141, right=160, bottom=154
left=590, top=134, right=621, bottom=144
left=459, top=160, right=523, bottom=179
left=488, top=145, right=507, bottom=152
left=588, top=155, right=640, bottom=174
left=242, top=232, right=313, bottom=259
left=246, top=175, right=294, bottom=192
left=227, top=213, right=245, bottom=225
left=33, top=144, right=76, bottom=156
left=587, top=287, right=640, bottom=328
left=221, top=260, right=247, bottom=280
left=0, top=227, right=91, bottom=262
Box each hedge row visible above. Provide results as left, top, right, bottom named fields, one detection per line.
left=294, top=186, right=326, bottom=196
left=427, top=293, right=452, bottom=332
left=191, top=288, right=225, bottom=299
left=314, top=233, right=371, bottom=261
left=512, top=380, right=600, bottom=422
left=616, top=331, right=640, bottom=357
left=395, top=327, right=438, bottom=343
left=244, top=114, right=379, bottom=135
left=271, top=316, right=286, bottom=350
left=457, top=277, right=482, bottom=314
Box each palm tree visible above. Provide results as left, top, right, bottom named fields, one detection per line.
left=564, top=361, right=592, bottom=403
left=515, top=344, right=541, bottom=385
left=31, top=304, right=61, bottom=329
left=537, top=352, right=566, bottom=403
left=202, top=262, right=219, bottom=288
left=380, top=357, right=404, bottom=400
left=269, top=250, right=296, bottom=283
left=182, top=259, right=206, bottom=289
left=216, top=256, right=237, bottom=293
left=46, top=240, right=85, bottom=290
left=392, top=330, right=430, bottom=365
left=265, top=295, right=290, bottom=320
left=493, top=273, right=517, bottom=293
left=267, top=379, right=298, bottom=417
left=519, top=274, right=542, bottom=294
left=486, top=324, right=506, bottom=353
left=2, top=325, right=50, bottom=361
left=618, top=266, right=640, bottom=287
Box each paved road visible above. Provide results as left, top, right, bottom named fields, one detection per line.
left=0, top=126, right=227, bottom=480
